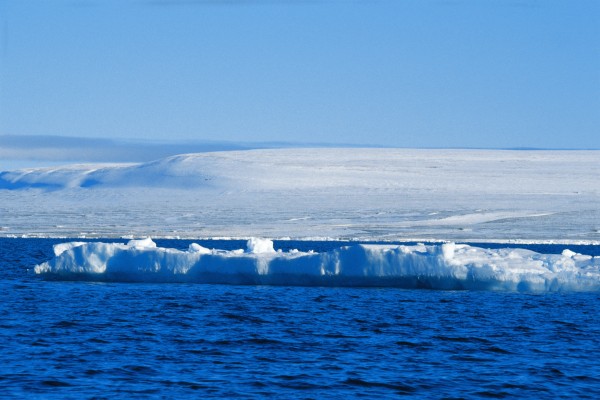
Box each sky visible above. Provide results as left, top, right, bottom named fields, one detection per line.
left=0, top=0, right=599, bottom=167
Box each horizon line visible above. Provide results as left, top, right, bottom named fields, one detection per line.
left=2, top=134, right=599, bottom=153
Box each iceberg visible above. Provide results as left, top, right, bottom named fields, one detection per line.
left=35, top=238, right=600, bottom=292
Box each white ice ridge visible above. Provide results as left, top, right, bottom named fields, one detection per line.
left=35, top=238, right=600, bottom=292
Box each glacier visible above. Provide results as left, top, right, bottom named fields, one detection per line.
left=1, top=149, right=600, bottom=242
left=35, top=238, right=600, bottom=292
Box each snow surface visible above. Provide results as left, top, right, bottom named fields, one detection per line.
left=35, top=238, right=600, bottom=291
left=2, top=149, right=600, bottom=242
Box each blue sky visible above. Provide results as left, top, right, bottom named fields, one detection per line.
left=0, top=0, right=599, bottom=160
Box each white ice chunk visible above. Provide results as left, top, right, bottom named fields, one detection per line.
left=127, top=237, right=156, bottom=249
left=562, top=249, right=576, bottom=258
left=35, top=241, right=600, bottom=292
left=442, top=242, right=456, bottom=260
left=188, top=243, right=212, bottom=254
left=53, top=242, right=87, bottom=257
left=246, top=238, right=276, bottom=254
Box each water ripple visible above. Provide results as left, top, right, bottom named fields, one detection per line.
left=1, top=239, right=600, bottom=398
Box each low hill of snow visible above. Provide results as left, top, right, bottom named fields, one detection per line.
left=1, top=148, right=599, bottom=242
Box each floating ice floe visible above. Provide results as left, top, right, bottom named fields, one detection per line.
left=34, top=238, right=600, bottom=292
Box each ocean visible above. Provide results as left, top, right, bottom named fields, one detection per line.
left=1, top=238, right=600, bottom=398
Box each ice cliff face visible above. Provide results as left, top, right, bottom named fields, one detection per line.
left=36, top=239, right=600, bottom=292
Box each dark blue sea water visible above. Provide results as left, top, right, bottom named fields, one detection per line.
left=1, top=238, right=600, bottom=399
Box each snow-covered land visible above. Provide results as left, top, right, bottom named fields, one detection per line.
left=35, top=238, right=600, bottom=291
left=1, top=148, right=600, bottom=242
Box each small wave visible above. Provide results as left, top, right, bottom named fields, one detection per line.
left=41, top=380, right=72, bottom=387
left=343, top=378, right=417, bottom=393
left=34, top=238, right=600, bottom=292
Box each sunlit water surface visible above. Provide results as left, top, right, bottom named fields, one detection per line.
left=1, top=238, right=599, bottom=399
